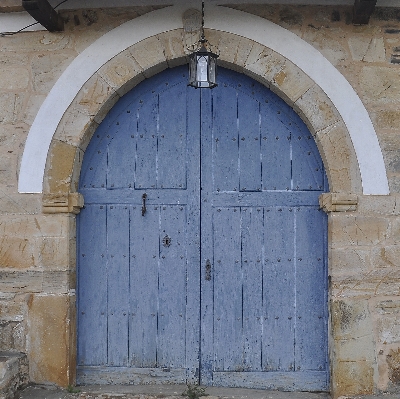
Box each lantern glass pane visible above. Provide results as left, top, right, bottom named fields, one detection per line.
left=189, top=54, right=197, bottom=86
left=208, top=56, right=217, bottom=85
left=196, top=55, right=208, bottom=85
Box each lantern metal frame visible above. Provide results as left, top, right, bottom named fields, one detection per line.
left=188, top=1, right=218, bottom=89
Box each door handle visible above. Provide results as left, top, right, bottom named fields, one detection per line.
left=141, top=193, right=147, bottom=216
left=205, top=259, right=211, bottom=281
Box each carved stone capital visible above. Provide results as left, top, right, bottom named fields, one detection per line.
left=319, top=193, right=358, bottom=212
left=43, top=192, right=84, bottom=214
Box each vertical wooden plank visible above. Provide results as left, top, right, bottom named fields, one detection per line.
left=158, top=82, right=187, bottom=189
left=261, top=102, right=291, bottom=191
left=107, top=111, right=137, bottom=189
left=241, top=207, right=263, bottom=371
left=80, top=133, right=108, bottom=189
left=238, top=94, right=261, bottom=192
left=213, top=207, right=242, bottom=371
left=107, top=205, right=130, bottom=366
left=295, top=207, right=328, bottom=372
left=77, top=204, right=108, bottom=366
left=200, top=87, right=214, bottom=385
left=185, top=85, right=201, bottom=383
left=135, top=94, right=158, bottom=189
left=212, top=84, right=239, bottom=192
left=263, top=207, right=295, bottom=372
left=291, top=124, right=324, bottom=191
left=158, top=205, right=187, bottom=368
left=129, top=203, right=159, bottom=367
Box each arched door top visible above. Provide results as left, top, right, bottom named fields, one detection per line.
left=18, top=4, right=389, bottom=195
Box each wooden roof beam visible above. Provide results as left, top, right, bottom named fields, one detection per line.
left=353, top=0, right=377, bottom=25
left=22, top=0, right=64, bottom=31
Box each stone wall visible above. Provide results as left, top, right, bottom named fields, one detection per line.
left=0, top=4, right=399, bottom=397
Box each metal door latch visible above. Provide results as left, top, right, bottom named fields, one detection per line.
left=141, top=193, right=147, bottom=216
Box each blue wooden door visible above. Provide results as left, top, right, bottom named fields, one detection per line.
left=200, top=72, right=328, bottom=390
left=77, top=66, right=329, bottom=390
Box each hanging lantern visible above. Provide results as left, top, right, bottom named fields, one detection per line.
left=188, top=2, right=218, bottom=89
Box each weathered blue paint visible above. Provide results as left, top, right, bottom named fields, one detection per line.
left=77, top=66, right=329, bottom=390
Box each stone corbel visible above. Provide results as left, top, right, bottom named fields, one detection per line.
left=42, top=192, right=84, bottom=214
left=319, top=193, right=358, bottom=212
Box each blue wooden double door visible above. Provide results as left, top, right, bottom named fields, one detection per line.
left=77, top=66, right=329, bottom=390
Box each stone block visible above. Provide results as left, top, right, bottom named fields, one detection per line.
left=0, top=237, right=35, bottom=269
left=349, top=36, right=372, bottom=61
left=54, top=106, right=98, bottom=148
left=302, top=27, right=348, bottom=66
left=97, top=49, right=145, bottom=97
left=359, top=66, right=400, bottom=104
left=42, top=192, right=84, bottom=214
left=363, top=37, right=386, bottom=62
left=386, top=348, right=400, bottom=386
left=330, top=213, right=388, bottom=247
left=42, top=270, right=74, bottom=294
left=0, top=93, right=26, bottom=124
left=0, top=321, right=25, bottom=352
left=332, top=360, right=374, bottom=396
left=34, top=237, right=70, bottom=269
left=319, top=192, right=358, bottom=212
left=370, top=245, right=400, bottom=269
left=157, top=29, right=186, bottom=68
left=206, top=31, right=253, bottom=72
left=0, top=67, right=29, bottom=91
left=349, top=36, right=386, bottom=62
left=76, top=73, right=120, bottom=124
left=71, top=147, right=84, bottom=192
left=332, top=269, right=400, bottom=297
left=0, top=194, right=41, bottom=216
left=0, top=271, right=43, bottom=294
left=336, top=334, right=376, bottom=362
left=389, top=175, right=400, bottom=195
left=270, top=59, right=314, bottom=106
left=330, top=247, right=372, bottom=277
left=0, top=32, right=72, bottom=53
left=331, top=299, right=374, bottom=340
left=27, top=294, right=73, bottom=387
left=389, top=217, right=400, bottom=244
left=0, top=154, right=16, bottom=187
left=0, top=352, right=28, bottom=399
left=0, top=214, right=69, bottom=239
left=295, top=85, right=341, bottom=135
left=31, top=51, right=76, bottom=94
left=129, top=35, right=168, bottom=79
left=22, top=94, right=46, bottom=126
left=384, top=149, right=400, bottom=174
left=376, top=300, right=400, bottom=345
left=244, top=43, right=285, bottom=86
left=45, top=140, right=79, bottom=195
left=357, top=195, right=400, bottom=216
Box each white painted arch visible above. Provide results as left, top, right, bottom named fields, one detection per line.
left=18, top=3, right=389, bottom=195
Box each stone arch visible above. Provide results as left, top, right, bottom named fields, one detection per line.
left=18, top=4, right=389, bottom=199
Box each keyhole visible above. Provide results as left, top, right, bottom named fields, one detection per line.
left=163, top=235, right=172, bottom=247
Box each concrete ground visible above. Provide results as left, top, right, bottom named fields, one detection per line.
left=13, top=384, right=400, bottom=399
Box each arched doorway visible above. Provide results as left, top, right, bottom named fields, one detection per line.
left=77, top=66, right=329, bottom=391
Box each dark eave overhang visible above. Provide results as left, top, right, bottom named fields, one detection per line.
left=353, top=0, right=377, bottom=24
left=22, top=0, right=63, bottom=31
